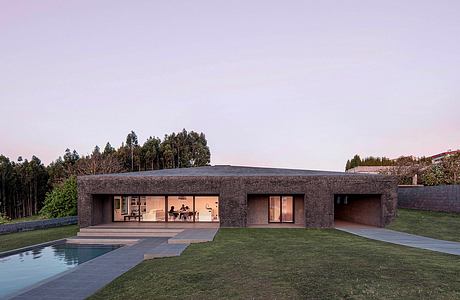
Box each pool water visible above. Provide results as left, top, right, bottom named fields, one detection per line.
left=0, top=243, right=120, bottom=298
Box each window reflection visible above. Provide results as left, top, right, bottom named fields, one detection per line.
left=269, top=196, right=293, bottom=223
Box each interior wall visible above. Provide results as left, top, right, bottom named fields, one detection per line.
left=247, top=195, right=268, bottom=225
left=92, top=195, right=112, bottom=225
left=334, top=195, right=382, bottom=227
left=195, top=196, right=219, bottom=222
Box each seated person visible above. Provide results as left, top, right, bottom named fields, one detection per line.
left=179, top=204, right=187, bottom=221
left=168, top=206, right=178, bottom=220
left=185, top=206, right=194, bottom=220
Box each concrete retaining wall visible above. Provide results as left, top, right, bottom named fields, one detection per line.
left=0, top=216, right=78, bottom=235
left=398, top=185, right=460, bottom=213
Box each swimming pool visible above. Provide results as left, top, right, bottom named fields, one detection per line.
left=0, top=243, right=120, bottom=298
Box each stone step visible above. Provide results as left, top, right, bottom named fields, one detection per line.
left=77, top=231, right=178, bottom=238
left=167, top=228, right=218, bottom=244
left=66, top=237, right=139, bottom=245
left=144, top=243, right=190, bottom=259
left=81, top=227, right=184, bottom=233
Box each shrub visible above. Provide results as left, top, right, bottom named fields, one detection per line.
left=0, top=213, right=11, bottom=225
left=421, top=165, right=447, bottom=186
left=40, top=176, right=77, bottom=218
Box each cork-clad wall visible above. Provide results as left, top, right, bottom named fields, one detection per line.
left=77, top=166, right=397, bottom=228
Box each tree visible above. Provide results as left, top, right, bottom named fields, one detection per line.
left=159, top=129, right=210, bottom=169
left=421, top=165, right=446, bottom=186
left=160, top=140, right=174, bottom=169
left=141, top=137, right=161, bottom=170
left=125, top=131, right=138, bottom=147
left=347, top=155, right=361, bottom=170
left=442, top=153, right=460, bottom=184
left=345, top=160, right=351, bottom=171
left=103, top=142, right=115, bottom=156
left=40, top=176, right=77, bottom=218
left=189, top=131, right=211, bottom=166
left=1, top=128, right=212, bottom=220
left=0, top=155, right=49, bottom=219
left=75, top=150, right=124, bottom=175
left=377, top=156, right=429, bottom=185
left=125, top=131, right=140, bottom=171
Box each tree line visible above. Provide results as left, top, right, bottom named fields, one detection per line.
left=0, top=129, right=211, bottom=220
left=345, top=153, right=460, bottom=186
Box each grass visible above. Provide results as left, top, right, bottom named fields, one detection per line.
left=91, top=228, right=460, bottom=299
left=2, top=215, right=47, bottom=224
left=0, top=225, right=78, bottom=252
left=388, top=208, right=460, bottom=242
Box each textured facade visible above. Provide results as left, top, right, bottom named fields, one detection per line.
left=77, top=165, right=398, bottom=228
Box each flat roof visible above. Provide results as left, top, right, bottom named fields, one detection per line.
left=81, top=165, right=377, bottom=178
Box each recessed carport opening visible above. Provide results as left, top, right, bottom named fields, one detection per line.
left=334, top=194, right=382, bottom=227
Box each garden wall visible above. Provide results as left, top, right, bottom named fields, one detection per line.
left=398, top=185, right=460, bottom=213
left=0, top=216, right=78, bottom=235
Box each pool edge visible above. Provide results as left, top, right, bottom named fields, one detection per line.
left=2, top=241, right=130, bottom=300
left=0, top=238, right=67, bottom=258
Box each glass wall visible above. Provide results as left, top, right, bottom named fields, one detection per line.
left=113, top=196, right=146, bottom=221
left=281, top=196, right=294, bottom=222
left=113, top=195, right=219, bottom=222
left=269, top=196, right=294, bottom=223
left=167, top=196, right=194, bottom=222
left=144, top=196, right=166, bottom=221
left=269, top=196, right=281, bottom=222
left=195, top=196, right=219, bottom=222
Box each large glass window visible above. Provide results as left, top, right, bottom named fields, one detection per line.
left=269, top=196, right=294, bottom=223
left=195, top=196, right=219, bottom=222
left=167, top=196, right=194, bottom=222
left=144, top=196, right=166, bottom=221
left=113, top=195, right=219, bottom=222
left=114, top=196, right=141, bottom=221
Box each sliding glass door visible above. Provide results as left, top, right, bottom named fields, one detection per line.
left=281, top=196, right=293, bottom=222
left=269, top=196, right=281, bottom=222
left=269, top=196, right=294, bottom=223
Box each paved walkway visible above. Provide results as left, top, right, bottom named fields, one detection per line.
left=144, top=242, right=189, bottom=259
left=336, top=223, right=460, bottom=256
left=143, top=228, right=219, bottom=259
left=169, top=228, right=219, bottom=244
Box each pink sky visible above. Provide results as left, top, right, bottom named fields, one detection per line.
left=1, top=0, right=459, bottom=171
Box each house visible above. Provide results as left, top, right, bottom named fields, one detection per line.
left=345, top=166, right=395, bottom=174
left=430, top=150, right=460, bottom=164
left=77, top=165, right=397, bottom=228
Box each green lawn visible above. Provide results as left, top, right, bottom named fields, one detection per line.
left=2, top=215, right=47, bottom=224
left=91, top=229, right=460, bottom=299
left=388, top=208, right=460, bottom=242
left=0, top=225, right=78, bottom=252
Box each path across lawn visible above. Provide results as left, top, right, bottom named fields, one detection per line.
left=336, top=224, right=460, bottom=256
